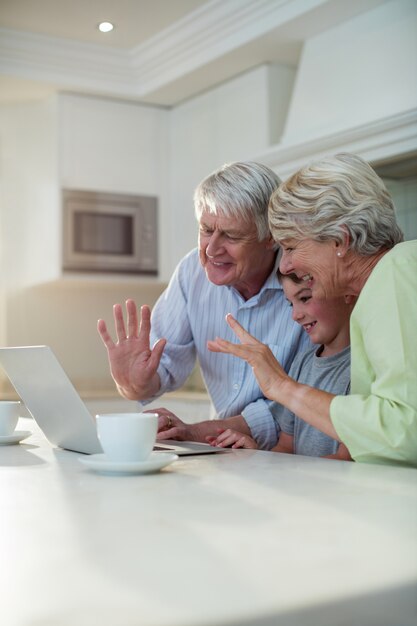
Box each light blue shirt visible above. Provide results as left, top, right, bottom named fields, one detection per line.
left=146, top=248, right=311, bottom=449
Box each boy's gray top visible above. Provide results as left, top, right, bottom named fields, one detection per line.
left=273, top=345, right=351, bottom=457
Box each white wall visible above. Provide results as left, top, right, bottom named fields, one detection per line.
left=283, top=0, right=417, bottom=144
left=0, top=98, right=60, bottom=291
left=59, top=95, right=168, bottom=193
left=384, top=176, right=417, bottom=240
left=168, top=64, right=294, bottom=264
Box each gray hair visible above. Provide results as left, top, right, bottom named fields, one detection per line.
left=194, top=161, right=281, bottom=241
left=269, top=153, right=404, bottom=255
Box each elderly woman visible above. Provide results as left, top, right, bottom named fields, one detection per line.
left=208, top=153, right=417, bottom=466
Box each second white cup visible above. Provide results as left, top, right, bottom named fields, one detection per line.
left=0, top=401, right=21, bottom=437
left=95, top=412, right=158, bottom=462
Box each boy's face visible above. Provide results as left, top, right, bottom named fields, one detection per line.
left=282, top=277, right=352, bottom=348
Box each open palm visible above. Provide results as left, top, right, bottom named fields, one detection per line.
left=97, top=300, right=166, bottom=400
left=207, top=313, right=287, bottom=401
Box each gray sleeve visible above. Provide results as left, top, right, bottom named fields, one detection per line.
left=272, top=403, right=295, bottom=435
left=270, top=350, right=306, bottom=436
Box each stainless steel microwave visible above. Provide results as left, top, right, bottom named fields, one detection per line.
left=62, top=189, right=158, bottom=275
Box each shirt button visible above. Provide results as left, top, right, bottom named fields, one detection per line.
left=233, top=383, right=239, bottom=390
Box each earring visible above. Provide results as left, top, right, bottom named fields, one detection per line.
left=337, top=252, right=342, bottom=257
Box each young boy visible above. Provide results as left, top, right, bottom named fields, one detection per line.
left=207, top=272, right=356, bottom=459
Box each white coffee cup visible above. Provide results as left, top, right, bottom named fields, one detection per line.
left=0, top=401, right=21, bottom=437
left=95, top=412, right=158, bottom=462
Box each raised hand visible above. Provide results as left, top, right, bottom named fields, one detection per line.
left=209, top=315, right=338, bottom=443
left=207, top=314, right=289, bottom=402
left=97, top=299, right=166, bottom=400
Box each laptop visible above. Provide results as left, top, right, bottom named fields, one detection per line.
left=0, top=345, right=224, bottom=456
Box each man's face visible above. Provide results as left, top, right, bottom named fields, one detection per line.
left=198, top=210, right=275, bottom=299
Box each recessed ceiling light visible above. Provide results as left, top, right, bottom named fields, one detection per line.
left=98, top=22, right=114, bottom=33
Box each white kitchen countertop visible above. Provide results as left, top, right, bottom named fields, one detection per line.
left=1, top=418, right=416, bottom=626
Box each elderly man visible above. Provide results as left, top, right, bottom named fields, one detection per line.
left=97, top=161, right=310, bottom=449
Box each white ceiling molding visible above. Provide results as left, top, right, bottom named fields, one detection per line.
left=253, top=109, right=417, bottom=178
left=0, top=0, right=330, bottom=101
left=128, top=0, right=328, bottom=93
left=0, top=27, right=134, bottom=96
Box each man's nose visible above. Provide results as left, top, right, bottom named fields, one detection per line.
left=206, top=232, right=222, bottom=257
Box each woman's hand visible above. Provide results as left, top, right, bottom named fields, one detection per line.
left=206, top=428, right=258, bottom=449
left=207, top=314, right=289, bottom=402
left=209, top=315, right=338, bottom=442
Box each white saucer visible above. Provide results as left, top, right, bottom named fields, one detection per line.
left=79, top=451, right=179, bottom=475
left=0, top=430, right=32, bottom=446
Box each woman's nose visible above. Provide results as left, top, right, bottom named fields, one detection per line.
left=279, top=253, right=293, bottom=275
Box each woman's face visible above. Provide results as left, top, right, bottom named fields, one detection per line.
left=279, top=238, right=346, bottom=300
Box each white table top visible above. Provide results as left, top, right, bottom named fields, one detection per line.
left=1, top=418, right=416, bottom=626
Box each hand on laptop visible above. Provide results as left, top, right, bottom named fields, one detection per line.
left=151, top=408, right=194, bottom=441
left=206, top=428, right=259, bottom=449
left=151, top=408, right=253, bottom=446
left=97, top=300, right=166, bottom=401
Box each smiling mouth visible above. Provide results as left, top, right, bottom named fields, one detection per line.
left=207, top=258, right=230, bottom=267
left=303, top=321, right=317, bottom=333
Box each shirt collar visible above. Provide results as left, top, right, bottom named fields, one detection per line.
left=260, top=249, right=282, bottom=293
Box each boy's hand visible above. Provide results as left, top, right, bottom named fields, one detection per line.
left=206, top=428, right=258, bottom=449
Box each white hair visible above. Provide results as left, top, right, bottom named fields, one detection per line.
left=269, top=153, right=404, bottom=255
left=194, top=161, right=281, bottom=241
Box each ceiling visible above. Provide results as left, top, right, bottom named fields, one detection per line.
left=0, top=0, right=389, bottom=107
left=0, top=0, right=208, bottom=49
